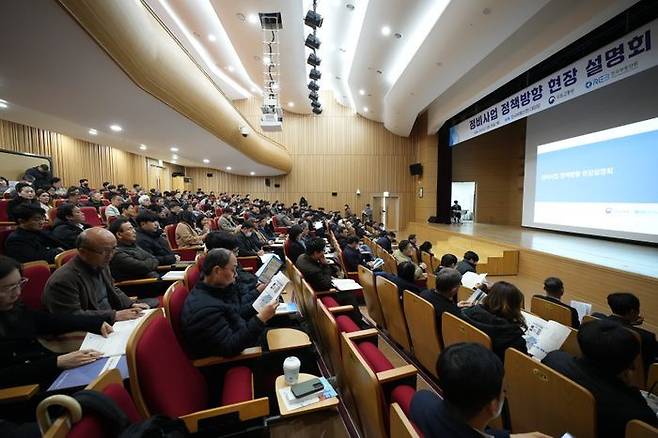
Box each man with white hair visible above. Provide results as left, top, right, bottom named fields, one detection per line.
left=137, top=194, right=151, bottom=214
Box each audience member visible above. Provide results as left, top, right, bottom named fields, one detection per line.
left=456, top=250, right=479, bottom=274
left=377, top=261, right=423, bottom=296
left=219, top=207, right=239, bottom=232
left=43, top=227, right=150, bottom=322
left=48, top=177, right=67, bottom=198
left=375, top=230, right=393, bottom=253
left=393, top=240, right=425, bottom=280
left=175, top=211, right=207, bottom=247
left=235, top=220, right=264, bottom=257
left=543, top=320, right=658, bottom=438
left=435, top=253, right=458, bottom=274
left=420, top=268, right=467, bottom=345
left=419, top=240, right=433, bottom=257
left=25, top=164, right=52, bottom=191
left=5, top=205, right=63, bottom=263
left=104, top=193, right=123, bottom=220
left=533, top=277, right=580, bottom=328
left=66, top=187, right=81, bottom=206
left=296, top=237, right=335, bottom=291
left=181, top=248, right=278, bottom=358
left=463, top=281, right=527, bottom=360
left=286, top=224, right=306, bottom=264
left=37, top=190, right=52, bottom=216
left=51, top=204, right=91, bottom=250
left=0, top=255, right=109, bottom=389
left=118, top=202, right=137, bottom=225
left=108, top=218, right=159, bottom=282
left=88, top=191, right=103, bottom=211
left=135, top=212, right=178, bottom=265
left=78, top=179, right=91, bottom=196
left=342, top=236, right=373, bottom=272
left=7, top=182, right=38, bottom=221
left=411, top=343, right=548, bottom=438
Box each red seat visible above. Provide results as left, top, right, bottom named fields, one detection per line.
left=164, top=224, right=178, bottom=249
left=80, top=207, right=103, bottom=227
left=0, top=199, right=9, bottom=223
left=271, top=216, right=289, bottom=234
left=0, top=227, right=15, bottom=255
left=101, top=199, right=110, bottom=206
left=357, top=341, right=394, bottom=373
left=390, top=385, right=416, bottom=417
left=21, top=261, right=51, bottom=310
left=163, top=281, right=189, bottom=341
left=320, top=296, right=340, bottom=308
left=195, top=254, right=206, bottom=268
left=214, top=207, right=223, bottom=217
left=48, top=207, right=58, bottom=224
left=335, top=315, right=360, bottom=333
left=183, top=264, right=201, bottom=291
left=221, top=366, right=253, bottom=405
left=164, top=224, right=197, bottom=261
left=237, top=256, right=259, bottom=271
left=99, top=206, right=107, bottom=223
left=54, top=199, right=67, bottom=207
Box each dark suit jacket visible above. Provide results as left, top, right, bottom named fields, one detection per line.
left=110, top=241, right=160, bottom=282
left=455, top=259, right=476, bottom=275
left=601, top=314, right=657, bottom=374
left=236, top=231, right=262, bottom=257
left=342, top=245, right=364, bottom=272
left=5, top=227, right=62, bottom=263
left=136, top=228, right=177, bottom=265
left=533, top=294, right=580, bottom=328
left=543, top=351, right=657, bottom=438
left=51, top=219, right=90, bottom=250
left=286, top=239, right=305, bottom=264
left=296, top=253, right=333, bottom=291
left=420, top=289, right=462, bottom=347
left=43, top=256, right=134, bottom=322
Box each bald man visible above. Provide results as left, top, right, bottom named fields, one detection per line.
left=43, top=227, right=150, bottom=323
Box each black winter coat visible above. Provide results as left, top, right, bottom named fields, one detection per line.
left=51, top=219, right=90, bottom=250
left=5, top=228, right=62, bottom=263
left=136, top=229, right=176, bottom=265
left=462, top=304, right=527, bottom=361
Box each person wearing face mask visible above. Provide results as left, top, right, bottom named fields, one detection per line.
left=411, top=343, right=550, bottom=438
left=135, top=212, right=179, bottom=265
left=7, top=182, right=39, bottom=221
left=235, top=220, right=265, bottom=257
left=181, top=248, right=278, bottom=358
left=78, top=178, right=91, bottom=196
left=5, top=205, right=63, bottom=263
left=0, top=255, right=110, bottom=390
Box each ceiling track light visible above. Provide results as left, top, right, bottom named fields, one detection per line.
left=307, top=52, right=321, bottom=67
left=311, top=100, right=321, bottom=109
left=308, top=91, right=319, bottom=101
left=305, top=33, right=321, bottom=50
left=312, top=107, right=323, bottom=115
left=308, top=81, right=320, bottom=92
left=304, top=10, right=323, bottom=29
left=309, top=68, right=321, bottom=80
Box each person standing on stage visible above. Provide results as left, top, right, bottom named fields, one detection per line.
left=451, top=200, right=462, bottom=223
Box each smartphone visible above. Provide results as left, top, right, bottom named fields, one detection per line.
left=291, top=378, right=324, bottom=398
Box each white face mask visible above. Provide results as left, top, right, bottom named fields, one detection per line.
left=244, top=231, right=252, bottom=237
left=492, top=392, right=505, bottom=420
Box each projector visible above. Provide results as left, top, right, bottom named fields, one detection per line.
left=260, top=113, right=282, bottom=132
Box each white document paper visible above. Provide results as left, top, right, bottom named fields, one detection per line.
left=80, top=309, right=159, bottom=357
left=522, top=311, right=571, bottom=360
left=161, top=270, right=185, bottom=281
left=569, top=300, right=592, bottom=322
left=331, top=278, right=362, bottom=291
left=461, top=271, right=487, bottom=289
left=252, top=272, right=290, bottom=313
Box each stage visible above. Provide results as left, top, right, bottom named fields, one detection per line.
left=403, top=221, right=658, bottom=334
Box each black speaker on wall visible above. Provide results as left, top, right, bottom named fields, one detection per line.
left=265, top=178, right=271, bottom=187
left=409, top=163, right=423, bottom=176
left=274, top=183, right=280, bottom=188
left=206, top=173, right=213, bottom=177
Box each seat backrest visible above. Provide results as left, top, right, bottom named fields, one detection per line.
left=195, top=253, right=206, bottom=268
left=164, top=224, right=178, bottom=249
left=0, top=226, right=15, bottom=255
left=99, top=206, right=107, bottom=222
left=530, top=296, right=574, bottom=327
left=238, top=256, right=259, bottom=270
left=55, top=199, right=67, bottom=207
left=183, top=264, right=201, bottom=291
left=127, top=310, right=209, bottom=418
left=48, top=207, right=58, bottom=224
left=420, top=251, right=433, bottom=271
left=163, top=280, right=190, bottom=342
left=21, top=260, right=51, bottom=311
left=560, top=327, right=582, bottom=358
left=340, top=333, right=389, bottom=438
left=80, top=207, right=103, bottom=227
left=315, top=300, right=343, bottom=375
left=626, top=419, right=658, bottom=438
left=442, top=312, right=492, bottom=349
left=403, top=290, right=441, bottom=378
left=55, top=249, right=78, bottom=269
left=426, top=272, right=436, bottom=290
left=383, top=252, right=398, bottom=275
left=0, top=199, right=9, bottom=222
left=358, top=265, right=386, bottom=329
left=390, top=403, right=421, bottom=438
left=376, top=275, right=411, bottom=353
left=457, top=285, right=473, bottom=302
left=505, top=348, right=596, bottom=438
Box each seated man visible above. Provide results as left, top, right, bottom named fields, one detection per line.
left=392, top=240, right=425, bottom=280
left=375, top=230, right=392, bottom=253
left=104, top=193, right=123, bottom=220
left=296, top=237, right=335, bottom=291
left=235, top=220, right=264, bottom=257
left=595, top=292, right=657, bottom=374
left=118, top=202, right=138, bottom=226
left=218, top=207, right=239, bottom=232
left=533, top=277, right=580, bottom=328
left=420, top=268, right=467, bottom=346
left=543, top=320, right=657, bottom=438
left=342, top=236, right=373, bottom=272
left=181, top=248, right=278, bottom=358
left=456, top=250, right=479, bottom=275
left=377, top=262, right=424, bottom=296
left=43, top=227, right=150, bottom=322
left=108, top=218, right=160, bottom=282
left=5, top=205, right=63, bottom=263
left=411, top=343, right=548, bottom=438
left=51, top=204, right=91, bottom=250
left=435, top=253, right=457, bottom=274
left=135, top=212, right=178, bottom=266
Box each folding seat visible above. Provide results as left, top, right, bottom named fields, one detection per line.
left=376, top=275, right=412, bottom=353
left=79, top=206, right=103, bottom=227
left=0, top=199, right=13, bottom=225
left=54, top=248, right=79, bottom=269
left=0, top=226, right=16, bottom=255
left=358, top=265, right=386, bottom=329
left=403, top=290, right=442, bottom=378
left=163, top=224, right=201, bottom=261
left=530, top=296, right=574, bottom=327
left=183, top=263, right=200, bottom=291
left=21, top=260, right=51, bottom=310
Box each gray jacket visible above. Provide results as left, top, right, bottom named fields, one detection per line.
left=110, top=242, right=159, bottom=282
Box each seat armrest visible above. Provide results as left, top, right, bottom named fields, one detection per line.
left=192, top=346, right=262, bottom=367
left=0, top=384, right=40, bottom=402
left=328, top=305, right=355, bottom=313
left=114, top=278, right=160, bottom=287
left=344, top=328, right=379, bottom=341
left=243, top=267, right=254, bottom=272
left=376, top=364, right=417, bottom=384
left=179, top=397, right=269, bottom=433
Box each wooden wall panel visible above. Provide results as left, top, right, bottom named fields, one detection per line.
left=452, top=120, right=525, bottom=226
left=410, top=113, right=438, bottom=222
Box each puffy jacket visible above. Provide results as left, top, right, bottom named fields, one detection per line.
left=135, top=228, right=176, bottom=265
left=181, top=281, right=265, bottom=358
left=5, top=227, right=62, bottom=264
left=462, top=304, right=527, bottom=361
left=51, top=219, right=90, bottom=250
left=109, top=241, right=159, bottom=282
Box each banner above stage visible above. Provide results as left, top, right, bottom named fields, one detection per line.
left=448, top=19, right=658, bottom=147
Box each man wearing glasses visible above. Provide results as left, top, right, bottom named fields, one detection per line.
left=43, top=227, right=151, bottom=323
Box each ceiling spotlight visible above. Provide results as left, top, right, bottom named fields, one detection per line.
left=203, top=159, right=210, bottom=164
left=305, top=33, right=321, bottom=50
left=304, top=10, right=323, bottom=29
left=226, top=166, right=232, bottom=171
left=346, top=4, right=355, bottom=11
left=312, top=107, right=323, bottom=115
left=170, top=147, right=179, bottom=152
left=358, top=89, right=365, bottom=95
left=139, top=144, right=147, bottom=150
left=0, top=102, right=7, bottom=109
left=381, top=26, right=391, bottom=36
left=208, top=34, right=216, bottom=42
left=287, top=102, right=295, bottom=107
left=263, top=56, right=272, bottom=65
left=309, top=68, right=321, bottom=80
left=250, top=86, right=258, bottom=92
left=308, top=91, right=319, bottom=101
left=363, top=107, right=369, bottom=112
left=311, top=100, right=321, bottom=109
left=172, top=154, right=179, bottom=160
left=308, top=81, right=320, bottom=92
left=250, top=171, right=256, bottom=176
left=88, top=128, right=98, bottom=135
left=109, top=124, right=122, bottom=132
left=227, top=65, right=235, bottom=72
left=248, top=13, right=258, bottom=24
left=307, top=52, right=321, bottom=67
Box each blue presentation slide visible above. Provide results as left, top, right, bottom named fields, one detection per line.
left=535, top=129, right=658, bottom=203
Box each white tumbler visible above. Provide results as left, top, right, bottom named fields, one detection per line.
left=283, top=356, right=301, bottom=385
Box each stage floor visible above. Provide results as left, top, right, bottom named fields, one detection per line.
left=423, top=222, right=658, bottom=279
